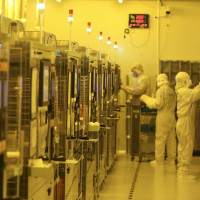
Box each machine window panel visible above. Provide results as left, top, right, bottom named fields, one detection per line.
left=0, top=80, right=2, bottom=108
left=43, top=66, right=49, bottom=103
left=39, top=60, right=50, bottom=106
left=30, top=119, right=37, bottom=157
left=3, top=79, right=8, bottom=107
left=75, top=67, right=78, bottom=96
left=31, top=68, right=37, bottom=119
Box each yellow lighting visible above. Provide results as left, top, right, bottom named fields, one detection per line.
left=118, top=0, right=123, bottom=3
left=8, top=0, right=13, bottom=4
left=21, top=18, right=27, bottom=22
left=56, top=0, right=61, bottom=2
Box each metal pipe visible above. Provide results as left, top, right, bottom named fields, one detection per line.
left=157, top=0, right=160, bottom=74
left=69, top=22, right=72, bottom=51
left=87, top=33, right=90, bottom=56
left=39, top=10, right=43, bottom=44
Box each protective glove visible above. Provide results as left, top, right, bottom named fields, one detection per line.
left=140, top=94, right=148, bottom=103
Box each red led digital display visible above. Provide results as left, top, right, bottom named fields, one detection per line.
left=129, top=14, right=149, bottom=28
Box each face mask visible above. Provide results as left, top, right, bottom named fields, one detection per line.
left=132, top=72, right=136, bottom=77
left=157, top=79, right=168, bottom=87
left=190, top=79, right=192, bottom=86
left=186, top=79, right=192, bottom=87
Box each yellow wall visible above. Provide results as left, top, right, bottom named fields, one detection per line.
left=160, top=1, right=200, bottom=60
left=25, top=0, right=200, bottom=96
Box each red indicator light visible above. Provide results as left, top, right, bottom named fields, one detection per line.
left=88, top=22, right=91, bottom=27
left=108, top=37, right=111, bottom=40
left=137, top=19, right=144, bottom=24
left=69, top=9, right=73, bottom=14
left=100, top=32, right=103, bottom=36
left=136, top=15, right=144, bottom=20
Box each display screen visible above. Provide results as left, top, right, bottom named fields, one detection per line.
left=43, top=66, right=49, bottom=103
left=74, top=67, right=78, bottom=96
left=31, top=68, right=37, bottom=118
left=129, top=14, right=149, bottom=28
left=39, top=60, right=50, bottom=106
left=93, top=68, right=96, bottom=93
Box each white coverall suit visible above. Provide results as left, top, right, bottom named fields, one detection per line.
left=175, top=72, right=200, bottom=178
left=141, top=74, right=177, bottom=163
left=121, top=63, right=150, bottom=96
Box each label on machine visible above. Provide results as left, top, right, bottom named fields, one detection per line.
left=0, top=62, right=8, bottom=72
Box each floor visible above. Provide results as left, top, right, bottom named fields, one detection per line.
left=99, top=155, right=200, bottom=200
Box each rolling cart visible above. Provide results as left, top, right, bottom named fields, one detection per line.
left=130, top=98, right=157, bottom=162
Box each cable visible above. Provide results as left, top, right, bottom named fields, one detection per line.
left=129, top=29, right=150, bottom=48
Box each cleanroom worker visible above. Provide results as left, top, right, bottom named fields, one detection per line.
left=120, top=63, right=150, bottom=96
left=175, top=72, right=200, bottom=179
left=140, top=74, right=177, bottom=164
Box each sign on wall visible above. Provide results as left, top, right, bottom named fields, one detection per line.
left=129, top=14, right=149, bottom=28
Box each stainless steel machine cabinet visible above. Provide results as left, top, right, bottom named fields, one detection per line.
left=76, top=47, right=99, bottom=200
left=80, top=56, right=98, bottom=200
left=97, top=60, right=107, bottom=195
left=113, top=63, right=121, bottom=110
left=0, top=33, right=9, bottom=200
left=53, top=46, right=83, bottom=200
left=0, top=15, right=24, bottom=200
left=125, top=75, right=132, bottom=155
left=8, top=40, right=56, bottom=200
left=105, top=61, right=119, bottom=171
left=130, top=99, right=156, bottom=162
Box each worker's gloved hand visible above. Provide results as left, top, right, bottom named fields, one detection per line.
left=195, top=83, right=200, bottom=89
left=120, top=80, right=125, bottom=89
left=140, top=94, right=148, bottom=102
left=120, top=84, right=125, bottom=90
